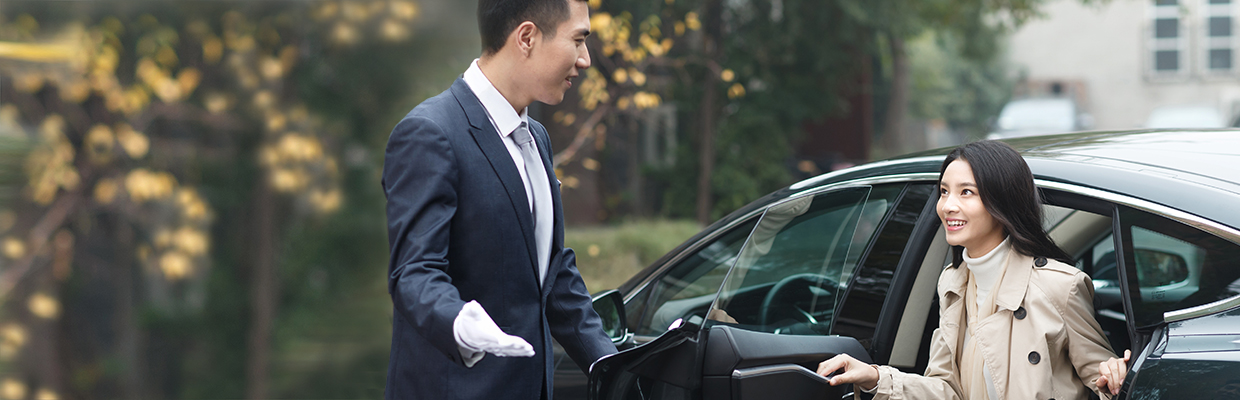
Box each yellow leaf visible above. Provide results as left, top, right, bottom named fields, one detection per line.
left=728, top=82, right=746, bottom=99
left=173, top=226, right=208, bottom=255
left=391, top=1, right=420, bottom=20
left=85, top=124, right=115, bottom=164
left=315, top=2, right=340, bottom=21
left=159, top=251, right=192, bottom=280
left=612, top=68, right=628, bottom=83
left=94, top=178, right=119, bottom=204
left=35, top=388, right=57, bottom=400
left=1, top=325, right=26, bottom=349
left=630, top=68, right=646, bottom=86
left=721, top=69, right=734, bottom=82
left=341, top=2, right=371, bottom=21
left=204, top=93, right=231, bottom=114
left=582, top=158, right=600, bottom=171
left=333, top=22, right=359, bottom=45
left=674, top=22, right=685, bottom=36
left=115, top=123, right=149, bottom=159
left=562, top=176, right=579, bottom=189
left=28, top=293, right=60, bottom=319
left=202, top=37, right=223, bottom=64
left=591, top=13, right=613, bottom=31
left=685, top=12, right=701, bottom=31
left=588, top=0, right=602, bottom=9
left=2, top=237, right=25, bottom=259
left=562, top=113, right=576, bottom=126
left=1, top=378, right=25, bottom=400
left=177, top=68, right=201, bottom=95
left=260, top=57, right=283, bottom=80
left=310, top=189, right=343, bottom=213
left=253, top=90, right=275, bottom=109
left=587, top=244, right=600, bottom=257
left=155, top=46, right=178, bottom=67
left=270, top=168, right=307, bottom=192
left=154, top=79, right=183, bottom=103
left=266, top=111, right=287, bottom=132
left=381, top=19, right=411, bottom=42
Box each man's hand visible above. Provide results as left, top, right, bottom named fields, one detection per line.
left=455, top=301, right=535, bottom=357
left=816, top=353, right=879, bottom=390
left=1096, top=349, right=1131, bottom=396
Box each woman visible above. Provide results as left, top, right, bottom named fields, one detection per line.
left=817, top=141, right=1129, bottom=399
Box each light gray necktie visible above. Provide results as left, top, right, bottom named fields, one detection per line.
left=512, top=122, right=552, bottom=284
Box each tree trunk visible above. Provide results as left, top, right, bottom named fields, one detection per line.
left=695, top=0, right=723, bottom=225
left=882, top=33, right=910, bottom=156
left=115, top=223, right=145, bottom=399
left=246, top=179, right=277, bottom=400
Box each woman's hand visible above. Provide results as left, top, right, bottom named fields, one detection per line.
left=816, top=353, right=879, bottom=390
left=1096, top=349, right=1131, bottom=395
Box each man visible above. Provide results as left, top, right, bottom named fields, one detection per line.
left=381, top=0, right=615, bottom=399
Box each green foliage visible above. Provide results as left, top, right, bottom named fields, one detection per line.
left=0, top=135, right=31, bottom=204
left=907, top=30, right=1014, bottom=139
left=566, top=219, right=702, bottom=292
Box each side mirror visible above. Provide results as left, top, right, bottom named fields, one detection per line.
left=592, top=290, right=629, bottom=344
left=1135, top=248, right=1189, bottom=287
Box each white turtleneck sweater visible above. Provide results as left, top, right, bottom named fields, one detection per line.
left=961, top=236, right=1010, bottom=400
left=963, top=236, right=1011, bottom=310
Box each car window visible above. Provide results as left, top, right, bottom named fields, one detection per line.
left=833, top=184, right=933, bottom=349
left=706, top=186, right=873, bottom=335
left=1118, top=207, right=1240, bottom=327
left=625, top=216, right=759, bottom=337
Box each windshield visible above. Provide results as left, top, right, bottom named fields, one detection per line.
left=706, top=186, right=872, bottom=336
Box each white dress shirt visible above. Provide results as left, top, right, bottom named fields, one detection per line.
left=463, top=60, right=538, bottom=215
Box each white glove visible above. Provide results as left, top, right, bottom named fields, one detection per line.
left=454, top=301, right=535, bottom=360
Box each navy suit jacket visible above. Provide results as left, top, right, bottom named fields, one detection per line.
left=382, top=79, right=615, bottom=400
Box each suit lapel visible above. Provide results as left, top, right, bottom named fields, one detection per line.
left=451, top=79, right=542, bottom=289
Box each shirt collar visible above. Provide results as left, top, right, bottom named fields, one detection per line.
left=463, top=59, right=528, bottom=137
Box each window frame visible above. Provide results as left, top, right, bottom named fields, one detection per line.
left=1148, top=0, right=1192, bottom=80
left=1200, top=0, right=1238, bottom=76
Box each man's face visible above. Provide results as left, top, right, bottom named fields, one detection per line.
left=528, top=0, right=591, bottom=106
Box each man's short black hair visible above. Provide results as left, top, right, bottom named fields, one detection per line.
left=477, top=0, right=578, bottom=55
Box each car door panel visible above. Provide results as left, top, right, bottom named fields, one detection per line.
left=701, top=325, right=870, bottom=400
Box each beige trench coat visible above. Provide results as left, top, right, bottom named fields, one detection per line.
left=864, top=252, right=1117, bottom=400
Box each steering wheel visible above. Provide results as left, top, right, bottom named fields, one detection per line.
left=759, top=272, right=836, bottom=327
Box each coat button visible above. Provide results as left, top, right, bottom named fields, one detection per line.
left=1028, top=351, right=1041, bottom=365
left=1014, top=306, right=1027, bottom=320
left=1034, top=257, right=1047, bottom=267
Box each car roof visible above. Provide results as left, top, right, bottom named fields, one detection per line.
left=787, top=130, right=1240, bottom=233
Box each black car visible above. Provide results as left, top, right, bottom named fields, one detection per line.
left=550, top=130, right=1240, bottom=400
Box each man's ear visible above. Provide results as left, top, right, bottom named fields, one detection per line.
left=512, top=21, right=539, bottom=57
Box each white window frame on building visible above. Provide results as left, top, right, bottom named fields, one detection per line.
left=1200, top=0, right=1238, bottom=76
left=1148, top=0, right=1192, bottom=80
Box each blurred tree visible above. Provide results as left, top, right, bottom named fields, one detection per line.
left=0, top=1, right=467, bottom=398
left=551, top=0, right=1085, bottom=224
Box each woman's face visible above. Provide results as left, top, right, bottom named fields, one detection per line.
left=937, top=159, right=1006, bottom=257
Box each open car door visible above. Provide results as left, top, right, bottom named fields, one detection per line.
left=589, top=186, right=884, bottom=400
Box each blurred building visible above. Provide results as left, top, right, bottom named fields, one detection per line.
left=1007, top=0, right=1240, bottom=129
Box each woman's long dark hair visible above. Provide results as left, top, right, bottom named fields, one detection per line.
left=939, top=140, right=1073, bottom=267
